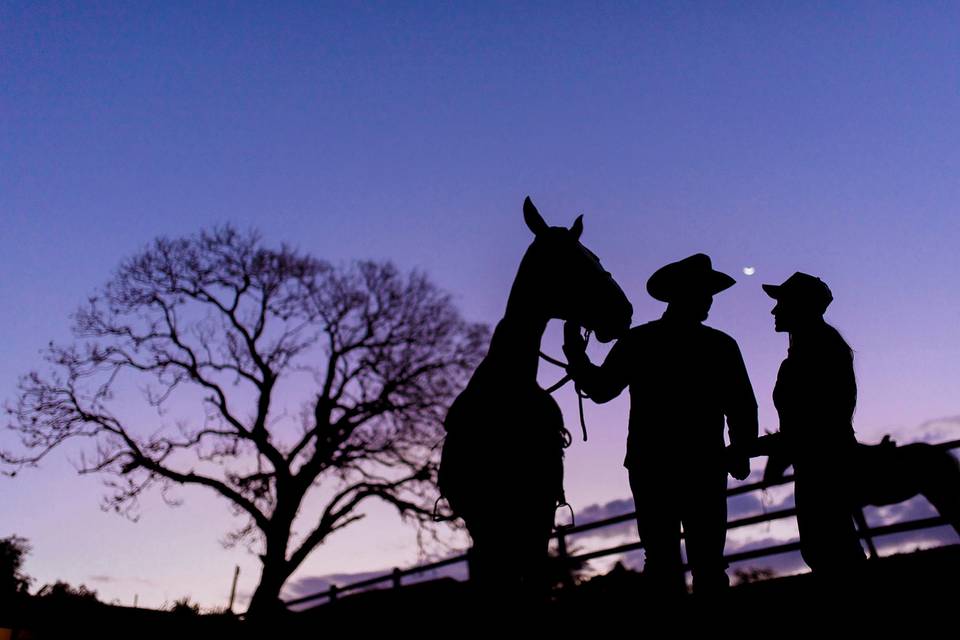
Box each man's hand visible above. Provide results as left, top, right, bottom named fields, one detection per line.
left=562, top=321, right=588, bottom=368
left=726, top=445, right=752, bottom=481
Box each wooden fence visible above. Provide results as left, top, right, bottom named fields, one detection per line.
left=283, top=438, right=960, bottom=609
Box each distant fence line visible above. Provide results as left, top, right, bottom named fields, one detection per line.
left=283, top=438, right=960, bottom=610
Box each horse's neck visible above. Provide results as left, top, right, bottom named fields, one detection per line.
left=481, top=315, right=547, bottom=385
left=476, top=252, right=550, bottom=387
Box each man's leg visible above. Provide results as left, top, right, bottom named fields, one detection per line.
left=682, top=471, right=730, bottom=595
left=629, top=466, right=686, bottom=598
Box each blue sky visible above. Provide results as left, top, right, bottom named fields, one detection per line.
left=2, top=2, right=959, bottom=609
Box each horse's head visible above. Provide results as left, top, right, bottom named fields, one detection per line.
left=519, top=197, right=632, bottom=343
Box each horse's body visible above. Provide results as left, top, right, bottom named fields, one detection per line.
left=760, top=434, right=960, bottom=557
left=440, top=318, right=567, bottom=595
left=439, top=197, right=631, bottom=600
left=851, top=438, right=960, bottom=555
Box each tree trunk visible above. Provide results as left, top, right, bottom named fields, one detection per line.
left=246, top=525, right=295, bottom=620
left=246, top=559, right=291, bottom=619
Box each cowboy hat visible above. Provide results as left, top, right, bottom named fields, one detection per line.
left=646, top=254, right=736, bottom=303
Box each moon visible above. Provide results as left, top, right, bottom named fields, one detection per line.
left=743, top=267, right=756, bottom=276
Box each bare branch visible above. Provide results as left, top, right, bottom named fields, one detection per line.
left=288, top=467, right=432, bottom=570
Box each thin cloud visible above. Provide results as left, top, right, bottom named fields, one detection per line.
left=914, top=415, right=960, bottom=440
left=574, top=497, right=636, bottom=539
left=869, top=415, right=960, bottom=446
left=572, top=489, right=795, bottom=543
left=578, top=497, right=635, bottom=524
left=88, top=575, right=157, bottom=587
left=873, top=527, right=959, bottom=553
left=728, top=535, right=799, bottom=555
left=283, top=553, right=469, bottom=608
left=285, top=570, right=390, bottom=600
left=866, top=495, right=938, bottom=526
left=729, top=550, right=806, bottom=577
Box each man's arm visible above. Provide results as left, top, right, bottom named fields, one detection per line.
left=723, top=337, right=759, bottom=480
left=562, top=321, right=631, bottom=403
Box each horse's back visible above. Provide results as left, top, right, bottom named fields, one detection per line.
left=855, top=440, right=960, bottom=507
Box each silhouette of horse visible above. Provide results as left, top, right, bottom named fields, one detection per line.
left=438, top=197, right=632, bottom=602
left=761, top=434, right=960, bottom=557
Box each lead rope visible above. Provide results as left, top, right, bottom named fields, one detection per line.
left=539, top=329, right=592, bottom=442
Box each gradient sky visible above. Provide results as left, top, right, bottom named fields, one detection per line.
left=2, top=2, right=959, bottom=609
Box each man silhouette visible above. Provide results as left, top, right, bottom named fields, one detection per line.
left=563, top=253, right=757, bottom=596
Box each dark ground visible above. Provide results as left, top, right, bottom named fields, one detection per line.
left=3, top=545, right=957, bottom=637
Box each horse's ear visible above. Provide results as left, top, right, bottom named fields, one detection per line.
left=523, top=197, right=548, bottom=236
left=570, top=215, right=583, bottom=240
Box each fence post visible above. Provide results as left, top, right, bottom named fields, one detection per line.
left=329, top=585, right=339, bottom=603
left=467, top=546, right=484, bottom=585
left=392, top=568, right=402, bottom=590
left=556, top=531, right=575, bottom=589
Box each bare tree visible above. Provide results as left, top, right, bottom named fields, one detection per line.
left=3, top=226, right=488, bottom=616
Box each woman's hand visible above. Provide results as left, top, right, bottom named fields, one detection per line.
left=726, top=445, right=752, bottom=481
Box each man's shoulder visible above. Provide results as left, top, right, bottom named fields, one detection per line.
left=625, top=319, right=719, bottom=338
left=700, top=324, right=742, bottom=349
left=623, top=321, right=741, bottom=349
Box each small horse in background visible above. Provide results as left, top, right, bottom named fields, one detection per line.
left=851, top=436, right=960, bottom=556
left=439, top=197, right=632, bottom=602
left=760, top=433, right=960, bottom=558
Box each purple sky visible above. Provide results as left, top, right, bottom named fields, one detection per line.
left=2, top=3, right=959, bottom=609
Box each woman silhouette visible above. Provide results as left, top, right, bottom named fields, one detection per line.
left=762, top=272, right=865, bottom=574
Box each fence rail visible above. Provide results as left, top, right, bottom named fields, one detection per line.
left=283, top=438, right=960, bottom=609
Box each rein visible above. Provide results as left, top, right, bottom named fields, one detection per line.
left=540, top=329, right=592, bottom=442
